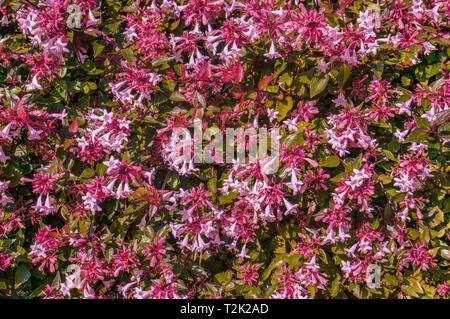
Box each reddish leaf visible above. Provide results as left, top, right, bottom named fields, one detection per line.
left=258, top=75, right=273, bottom=90
left=232, top=86, right=244, bottom=99
left=17, top=103, right=25, bottom=120
left=69, top=119, right=79, bottom=133
left=235, top=63, right=244, bottom=83
left=223, top=71, right=236, bottom=82
left=246, top=90, right=257, bottom=100
left=63, top=138, right=74, bottom=150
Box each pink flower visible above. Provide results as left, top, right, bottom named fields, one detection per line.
left=25, top=75, right=43, bottom=91
left=264, top=41, right=282, bottom=59
left=394, top=173, right=421, bottom=194
left=332, top=93, right=346, bottom=108
left=0, top=147, right=10, bottom=163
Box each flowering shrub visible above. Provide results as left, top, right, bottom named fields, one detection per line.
left=0, top=0, right=449, bottom=299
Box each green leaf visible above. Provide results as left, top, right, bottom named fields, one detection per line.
left=152, top=55, right=175, bottom=67
left=93, top=40, right=105, bottom=57
left=381, top=149, right=396, bottom=161
left=384, top=274, right=398, bottom=286
left=319, top=156, right=340, bottom=168
left=267, top=257, right=286, bottom=272
left=207, top=175, right=217, bottom=199
left=401, top=285, right=419, bottom=298
left=122, top=48, right=134, bottom=65
left=441, top=249, right=450, bottom=260
left=297, top=68, right=315, bottom=84
left=279, top=72, right=293, bottom=86
left=274, top=60, right=288, bottom=76
left=52, top=271, right=61, bottom=287
left=15, top=264, right=31, bottom=288
left=407, top=228, right=420, bottom=240
left=275, top=96, right=294, bottom=121
left=370, top=218, right=380, bottom=230
left=379, top=174, right=392, bottom=184
left=438, top=122, right=450, bottom=139
left=401, top=74, right=413, bottom=87
left=169, top=91, right=186, bottom=102
left=81, top=168, right=95, bottom=179
left=346, top=153, right=362, bottom=173
left=408, top=279, right=424, bottom=294
left=66, top=57, right=79, bottom=68
left=1, top=0, right=13, bottom=8
left=420, top=25, right=437, bottom=34
left=405, top=128, right=429, bottom=143
left=388, top=139, right=400, bottom=152
left=81, top=59, right=95, bottom=72
left=125, top=201, right=146, bottom=214
left=194, top=91, right=206, bottom=108
left=167, top=173, right=180, bottom=189
left=310, top=73, right=329, bottom=98
left=215, top=271, right=233, bottom=284
left=218, top=192, right=239, bottom=205
left=55, top=80, right=68, bottom=101
left=102, top=22, right=120, bottom=35
left=330, top=172, right=346, bottom=183
left=330, top=276, right=340, bottom=297
left=372, top=62, right=384, bottom=78
left=96, top=163, right=107, bottom=176
left=161, top=80, right=176, bottom=92
left=425, top=63, right=441, bottom=79
left=415, top=65, right=427, bottom=83
left=270, top=236, right=286, bottom=254
left=435, top=109, right=450, bottom=126
left=16, top=246, right=26, bottom=255
left=337, top=64, right=350, bottom=89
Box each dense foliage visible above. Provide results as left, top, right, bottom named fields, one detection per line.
left=0, top=0, right=449, bottom=299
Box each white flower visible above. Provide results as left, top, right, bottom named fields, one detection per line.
left=394, top=128, right=409, bottom=143
left=264, top=42, right=282, bottom=59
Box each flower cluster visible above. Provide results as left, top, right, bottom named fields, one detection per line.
left=0, top=0, right=448, bottom=299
